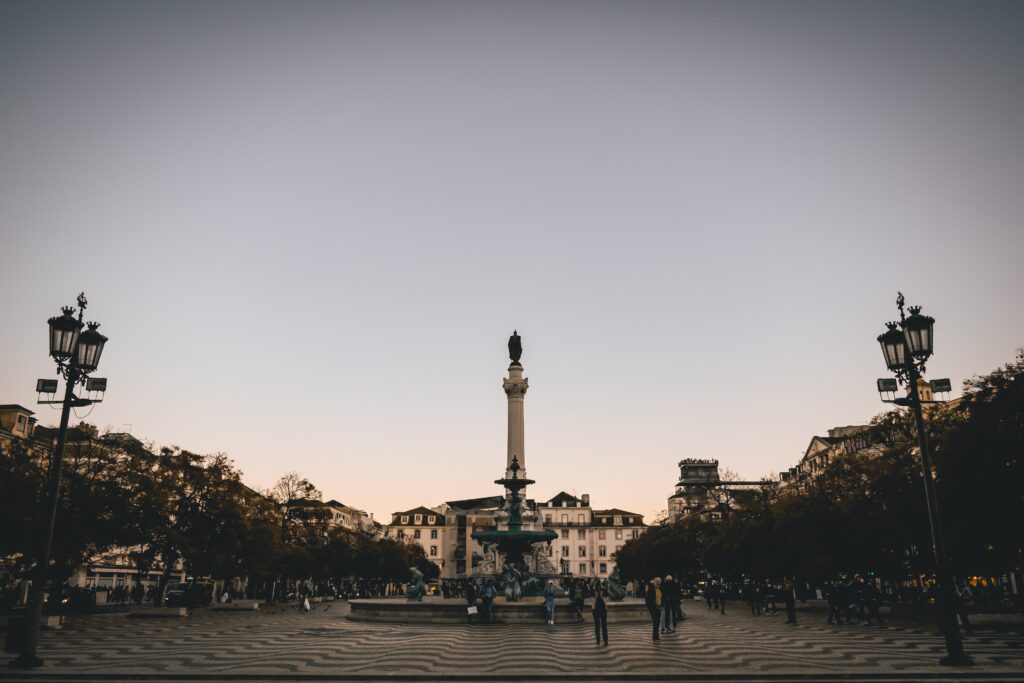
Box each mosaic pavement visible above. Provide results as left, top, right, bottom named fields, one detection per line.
left=3, top=600, right=1023, bottom=681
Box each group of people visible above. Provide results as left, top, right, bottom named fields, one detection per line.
left=644, top=575, right=685, bottom=641
left=825, top=577, right=884, bottom=626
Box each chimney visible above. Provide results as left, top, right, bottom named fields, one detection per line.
left=581, top=493, right=590, bottom=506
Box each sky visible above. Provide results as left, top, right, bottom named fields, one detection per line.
left=1, top=1, right=1022, bottom=525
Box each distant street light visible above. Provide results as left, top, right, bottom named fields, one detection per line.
left=875, top=292, right=971, bottom=667
left=10, top=293, right=108, bottom=669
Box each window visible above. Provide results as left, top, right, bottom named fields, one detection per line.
left=631, top=529, right=639, bottom=539
left=413, top=529, right=421, bottom=539
left=430, top=529, right=438, bottom=539
left=560, top=529, right=569, bottom=539
left=615, top=530, right=622, bottom=540
left=547, top=544, right=553, bottom=556
left=578, top=547, right=586, bottom=557
left=599, top=563, right=607, bottom=574
left=561, top=546, right=569, bottom=557
left=414, top=514, right=422, bottom=524
left=562, top=501, right=567, bottom=507
left=579, top=563, right=587, bottom=575
left=545, top=514, right=551, bottom=523
left=561, top=514, right=568, bottom=524
left=598, top=530, right=606, bottom=540
left=599, top=546, right=607, bottom=557
left=401, top=516, right=409, bottom=524
left=577, top=514, right=585, bottom=524
left=430, top=545, right=437, bottom=557
left=428, top=515, right=436, bottom=524
left=397, top=529, right=405, bottom=538
left=577, top=529, right=585, bottom=540
left=614, top=516, right=622, bottom=525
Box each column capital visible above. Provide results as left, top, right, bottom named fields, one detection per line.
left=503, top=376, right=528, bottom=398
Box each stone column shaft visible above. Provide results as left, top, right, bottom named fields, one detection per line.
left=503, top=363, right=528, bottom=479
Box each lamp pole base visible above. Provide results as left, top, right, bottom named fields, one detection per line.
left=8, top=654, right=44, bottom=669
left=939, top=653, right=975, bottom=667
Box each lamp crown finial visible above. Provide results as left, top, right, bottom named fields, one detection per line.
left=86, top=321, right=100, bottom=330
left=61, top=306, right=75, bottom=317
left=908, top=305, right=922, bottom=316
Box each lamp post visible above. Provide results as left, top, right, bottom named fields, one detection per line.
left=10, top=293, right=107, bottom=669
left=876, top=292, right=971, bottom=667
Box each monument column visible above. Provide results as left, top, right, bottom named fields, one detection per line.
left=503, top=330, right=528, bottom=479
left=503, top=363, right=528, bottom=479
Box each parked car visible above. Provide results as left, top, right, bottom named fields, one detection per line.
left=164, top=582, right=213, bottom=608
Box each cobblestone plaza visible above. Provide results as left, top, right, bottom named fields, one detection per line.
left=2, top=601, right=1022, bottom=682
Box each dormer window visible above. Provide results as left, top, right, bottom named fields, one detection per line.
left=614, top=516, right=622, bottom=525
left=401, top=515, right=409, bottom=524
left=15, top=414, right=28, bottom=435
left=561, top=501, right=567, bottom=507
left=428, top=515, right=436, bottom=524
left=414, top=514, right=423, bottom=524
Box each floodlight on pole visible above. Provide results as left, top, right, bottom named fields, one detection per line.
left=875, top=292, right=971, bottom=667
left=11, top=293, right=110, bottom=669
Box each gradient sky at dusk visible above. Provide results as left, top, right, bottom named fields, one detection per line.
left=2, top=1, right=1023, bottom=523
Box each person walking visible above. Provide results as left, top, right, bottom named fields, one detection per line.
left=645, top=578, right=663, bottom=641
left=661, top=575, right=678, bottom=633
left=543, top=580, right=557, bottom=625
left=783, top=579, right=797, bottom=625
left=955, top=580, right=974, bottom=635
left=826, top=581, right=844, bottom=625
left=466, top=580, right=478, bottom=624
left=746, top=581, right=761, bottom=616
left=567, top=580, right=585, bottom=623
left=481, top=579, right=496, bottom=624
left=592, top=580, right=609, bottom=646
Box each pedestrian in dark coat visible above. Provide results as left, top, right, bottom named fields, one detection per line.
left=466, top=581, right=478, bottom=624
left=783, top=579, right=798, bottom=625
left=645, top=578, right=663, bottom=641
left=592, top=581, right=609, bottom=645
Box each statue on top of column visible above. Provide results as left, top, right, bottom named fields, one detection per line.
left=508, top=330, right=522, bottom=364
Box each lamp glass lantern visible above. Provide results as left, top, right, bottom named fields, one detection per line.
left=47, top=308, right=82, bottom=359
left=903, top=307, right=935, bottom=359
left=877, top=325, right=906, bottom=372
left=76, top=323, right=108, bottom=373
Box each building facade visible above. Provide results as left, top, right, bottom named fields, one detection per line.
left=385, top=506, right=447, bottom=573
left=387, top=493, right=646, bottom=580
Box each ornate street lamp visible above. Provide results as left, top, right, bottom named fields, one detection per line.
left=875, top=292, right=971, bottom=667
left=46, top=308, right=81, bottom=359
left=11, top=293, right=109, bottom=669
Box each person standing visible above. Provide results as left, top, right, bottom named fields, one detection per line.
left=645, top=578, right=663, bottom=641
left=661, top=575, right=677, bottom=633
left=568, top=580, right=585, bottom=623
left=466, top=580, right=478, bottom=624
left=543, top=580, right=557, bottom=625
left=592, top=580, right=609, bottom=646
left=783, top=579, right=797, bottom=625
left=481, top=579, right=496, bottom=624
left=826, top=581, right=844, bottom=625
